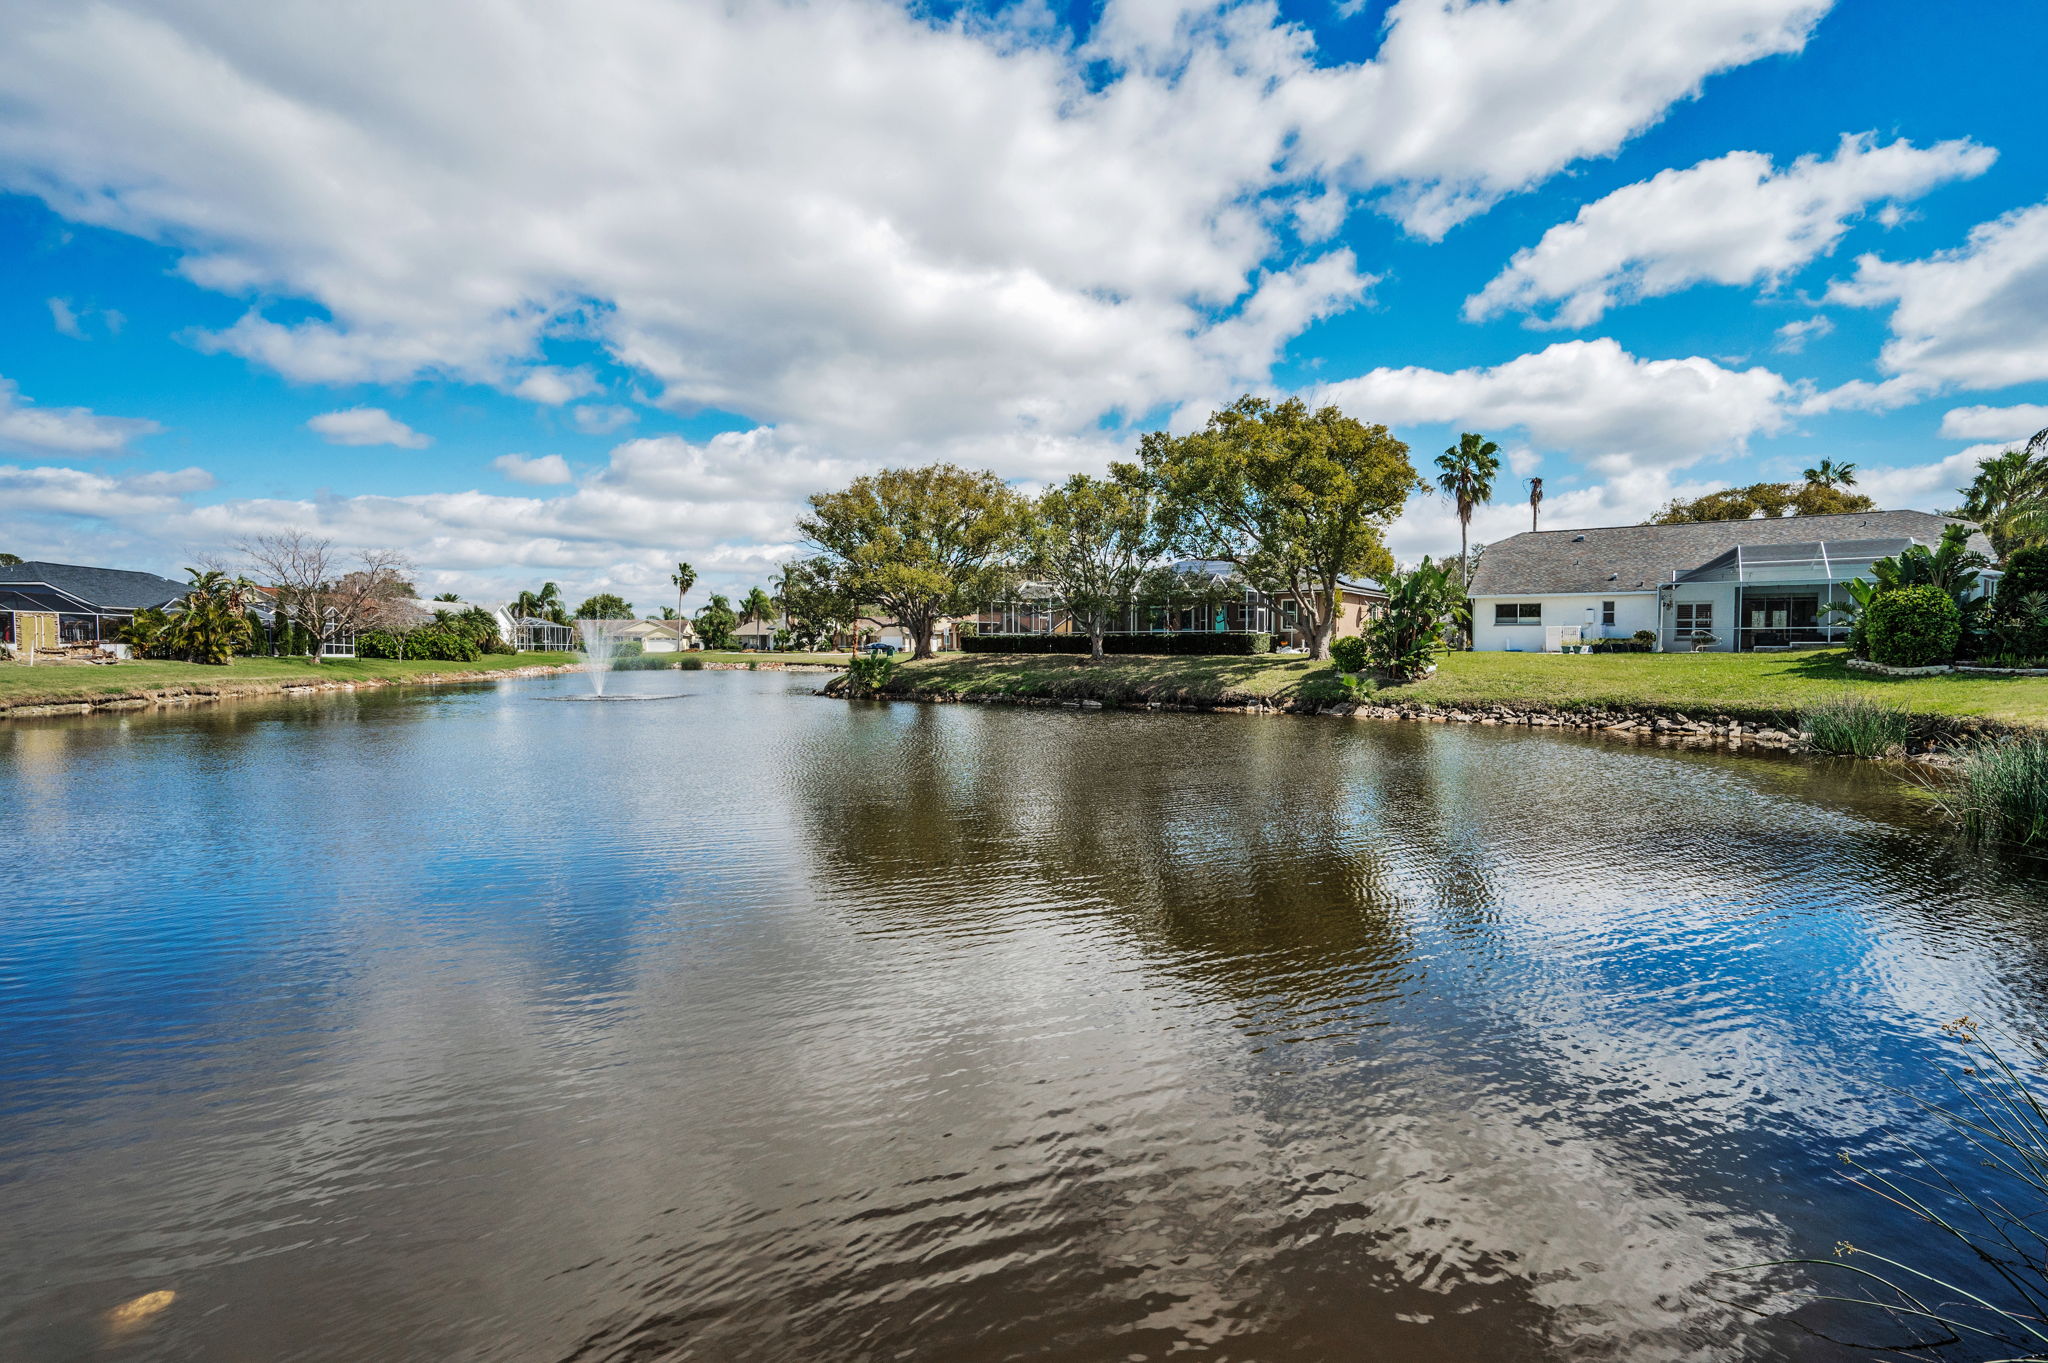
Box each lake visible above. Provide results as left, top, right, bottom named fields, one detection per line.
left=4, top=668, right=2047, bottom=1361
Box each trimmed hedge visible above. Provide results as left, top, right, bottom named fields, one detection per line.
left=1589, top=639, right=1652, bottom=653
left=963, top=631, right=1272, bottom=656
left=1865, top=584, right=1962, bottom=667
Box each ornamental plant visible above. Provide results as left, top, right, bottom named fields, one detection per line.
left=1863, top=584, right=1961, bottom=667
left=1329, top=635, right=1368, bottom=674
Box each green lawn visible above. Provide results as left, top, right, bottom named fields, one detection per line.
left=0, top=652, right=578, bottom=708
left=684, top=650, right=852, bottom=666
left=883, top=649, right=2048, bottom=727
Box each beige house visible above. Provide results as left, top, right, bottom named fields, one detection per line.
left=617, top=618, right=697, bottom=652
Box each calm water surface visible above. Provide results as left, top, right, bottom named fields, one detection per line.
left=5, top=669, right=2048, bottom=1362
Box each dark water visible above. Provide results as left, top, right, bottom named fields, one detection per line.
left=5, top=669, right=2048, bottom=1362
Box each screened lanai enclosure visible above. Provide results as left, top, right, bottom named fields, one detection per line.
left=1656, top=537, right=1999, bottom=651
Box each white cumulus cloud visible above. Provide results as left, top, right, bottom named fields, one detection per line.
left=1772, top=315, right=1834, bottom=353
left=492, top=453, right=573, bottom=485
left=0, top=0, right=1833, bottom=452
left=1313, top=338, right=1795, bottom=473
left=1466, top=134, right=1994, bottom=327
left=306, top=407, right=431, bottom=448
left=1939, top=404, right=2048, bottom=443
left=0, top=377, right=162, bottom=455
left=1829, top=199, right=2048, bottom=394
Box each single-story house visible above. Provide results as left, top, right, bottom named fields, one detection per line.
left=1466, top=509, right=1998, bottom=653
left=616, top=618, right=697, bottom=652
left=0, top=560, right=187, bottom=657
left=733, top=613, right=786, bottom=651
left=980, top=559, right=1386, bottom=651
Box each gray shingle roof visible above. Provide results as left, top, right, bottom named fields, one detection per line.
left=1466, top=510, right=1992, bottom=597
left=0, top=560, right=189, bottom=610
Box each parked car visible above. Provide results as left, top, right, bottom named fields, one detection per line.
left=860, top=642, right=899, bottom=656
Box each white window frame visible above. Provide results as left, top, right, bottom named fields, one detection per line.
left=1493, top=602, right=1542, bottom=626
left=1675, top=603, right=1714, bottom=634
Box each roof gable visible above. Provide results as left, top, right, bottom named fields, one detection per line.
left=1466, top=511, right=1992, bottom=597
left=0, top=560, right=190, bottom=610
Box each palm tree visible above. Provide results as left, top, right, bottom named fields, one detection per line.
left=740, top=585, right=776, bottom=647
left=536, top=581, right=569, bottom=626
left=166, top=568, right=254, bottom=665
left=1435, top=432, right=1501, bottom=589
left=1527, top=476, right=1544, bottom=533
left=1957, top=435, right=2048, bottom=560
left=1803, top=458, right=1858, bottom=488
left=670, top=561, right=696, bottom=632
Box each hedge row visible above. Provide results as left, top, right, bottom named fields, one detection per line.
left=963, top=631, right=1273, bottom=656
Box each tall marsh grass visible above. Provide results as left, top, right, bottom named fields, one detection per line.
left=1941, top=736, right=2048, bottom=846
left=1769, top=1019, right=2048, bottom=1358
left=1801, top=696, right=1913, bottom=758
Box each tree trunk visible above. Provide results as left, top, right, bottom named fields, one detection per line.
left=1459, top=518, right=1471, bottom=589
left=912, top=617, right=935, bottom=660
left=1090, top=618, right=1105, bottom=662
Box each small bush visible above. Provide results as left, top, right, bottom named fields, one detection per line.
left=356, top=629, right=403, bottom=659
left=1943, top=736, right=2048, bottom=845
left=1800, top=696, right=1911, bottom=757
left=962, top=631, right=1272, bottom=656
left=1589, top=638, right=1651, bottom=653
left=679, top=656, right=705, bottom=671
left=1329, top=636, right=1368, bottom=673
left=844, top=652, right=896, bottom=693
left=1631, top=629, right=1657, bottom=648
left=1864, top=584, right=1961, bottom=667
left=1300, top=673, right=1377, bottom=704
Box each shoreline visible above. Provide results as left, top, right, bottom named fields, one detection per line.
left=0, top=661, right=582, bottom=720
left=824, top=654, right=2042, bottom=762
left=0, top=654, right=849, bottom=721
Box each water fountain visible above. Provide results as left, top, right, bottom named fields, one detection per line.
left=550, top=618, right=683, bottom=702
left=577, top=617, right=630, bottom=696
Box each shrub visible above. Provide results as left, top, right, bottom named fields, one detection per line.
left=1997, top=544, right=2048, bottom=601
left=1328, top=636, right=1368, bottom=673
left=356, top=629, right=403, bottom=659
left=1631, top=629, right=1657, bottom=648
left=1367, top=558, right=1462, bottom=679
left=1300, top=673, right=1376, bottom=704
left=962, top=631, right=1271, bottom=656
left=678, top=656, right=705, bottom=671
left=1799, top=696, right=1911, bottom=757
left=1990, top=588, right=2048, bottom=660
left=1589, top=638, right=1651, bottom=653
left=1863, top=584, right=1962, bottom=667
left=844, top=652, right=896, bottom=693
left=1942, top=736, right=2048, bottom=845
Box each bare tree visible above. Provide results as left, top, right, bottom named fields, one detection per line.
left=241, top=529, right=412, bottom=661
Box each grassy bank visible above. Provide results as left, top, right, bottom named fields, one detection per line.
left=876, top=649, right=2048, bottom=728
left=0, top=652, right=578, bottom=711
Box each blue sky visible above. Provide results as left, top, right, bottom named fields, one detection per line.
left=2, top=0, right=2046, bottom=608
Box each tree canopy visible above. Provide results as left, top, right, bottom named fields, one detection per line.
left=1954, top=432, right=2048, bottom=560
left=1027, top=466, right=1159, bottom=660
left=693, top=593, right=738, bottom=649
left=1649, top=480, right=1877, bottom=524
left=1139, top=395, right=1416, bottom=659
left=573, top=593, right=634, bottom=619
left=799, top=463, right=1027, bottom=659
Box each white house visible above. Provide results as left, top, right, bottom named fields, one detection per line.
left=1466, top=510, right=1997, bottom=653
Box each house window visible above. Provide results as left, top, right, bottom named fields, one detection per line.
left=1601, top=601, right=1616, bottom=627
left=1675, top=603, right=1714, bottom=635
left=1493, top=603, right=1541, bottom=626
